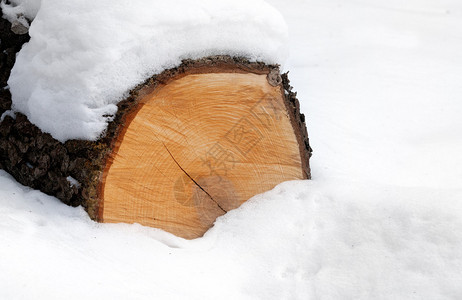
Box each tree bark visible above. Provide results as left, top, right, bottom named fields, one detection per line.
left=0, top=15, right=312, bottom=238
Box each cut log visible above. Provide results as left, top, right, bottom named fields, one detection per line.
left=0, top=19, right=312, bottom=239
left=101, top=68, right=309, bottom=238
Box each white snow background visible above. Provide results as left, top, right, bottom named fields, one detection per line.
left=2, top=0, right=462, bottom=299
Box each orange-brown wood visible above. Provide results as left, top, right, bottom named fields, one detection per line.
left=100, top=72, right=304, bottom=239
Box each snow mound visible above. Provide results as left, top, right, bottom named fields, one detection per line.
left=1, top=170, right=462, bottom=299
left=6, top=0, right=288, bottom=142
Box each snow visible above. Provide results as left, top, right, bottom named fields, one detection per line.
left=2, top=0, right=462, bottom=299
left=2, top=174, right=462, bottom=299
left=6, top=0, right=288, bottom=142
left=0, top=110, right=16, bottom=122
left=65, top=176, right=80, bottom=189
left=0, top=0, right=41, bottom=29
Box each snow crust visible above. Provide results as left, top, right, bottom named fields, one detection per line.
left=7, top=0, right=288, bottom=142
left=2, top=0, right=462, bottom=298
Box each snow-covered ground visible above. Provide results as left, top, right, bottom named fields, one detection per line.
left=2, top=0, right=462, bottom=298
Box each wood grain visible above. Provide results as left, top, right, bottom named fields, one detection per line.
left=101, top=72, right=304, bottom=239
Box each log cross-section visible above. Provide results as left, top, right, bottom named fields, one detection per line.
left=100, top=71, right=305, bottom=238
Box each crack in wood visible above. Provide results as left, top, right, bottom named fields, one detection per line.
left=162, top=143, right=227, bottom=213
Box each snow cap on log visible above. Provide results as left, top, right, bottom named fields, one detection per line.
left=7, top=0, right=289, bottom=142
left=0, top=0, right=40, bottom=26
